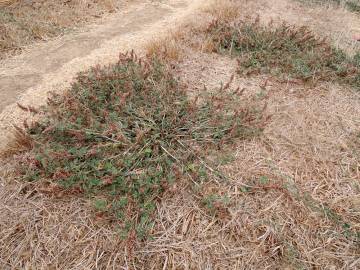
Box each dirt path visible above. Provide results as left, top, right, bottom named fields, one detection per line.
left=0, top=0, right=204, bottom=151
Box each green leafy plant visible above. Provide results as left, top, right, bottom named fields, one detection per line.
left=17, top=52, right=263, bottom=240
left=346, top=0, right=360, bottom=12
left=201, top=193, right=231, bottom=217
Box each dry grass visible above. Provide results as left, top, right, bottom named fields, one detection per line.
left=201, top=0, right=239, bottom=21
left=1, top=0, right=360, bottom=269
left=145, top=32, right=184, bottom=62
left=169, top=36, right=360, bottom=267
left=0, top=125, right=33, bottom=158
left=0, top=0, right=120, bottom=59
left=0, top=0, right=14, bottom=7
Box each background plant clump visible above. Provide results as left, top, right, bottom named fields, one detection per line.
left=206, top=19, right=360, bottom=89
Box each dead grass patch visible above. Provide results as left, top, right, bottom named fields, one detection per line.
left=201, top=0, right=239, bottom=22
left=166, top=44, right=360, bottom=267
left=145, top=32, right=184, bottom=62
left=0, top=126, right=33, bottom=158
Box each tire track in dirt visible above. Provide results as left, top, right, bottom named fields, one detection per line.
left=0, top=0, right=204, bottom=152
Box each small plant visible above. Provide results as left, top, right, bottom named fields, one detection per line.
left=346, top=0, right=360, bottom=12
left=298, top=0, right=341, bottom=5
left=201, top=193, right=231, bottom=218
left=16, top=51, right=263, bottom=240
left=298, top=0, right=360, bottom=14
left=206, top=20, right=360, bottom=89
left=94, top=199, right=108, bottom=212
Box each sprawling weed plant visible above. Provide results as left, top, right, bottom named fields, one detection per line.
left=298, top=0, right=360, bottom=13
left=17, top=52, right=262, bottom=239
left=206, top=20, right=360, bottom=89
left=346, top=0, right=360, bottom=12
